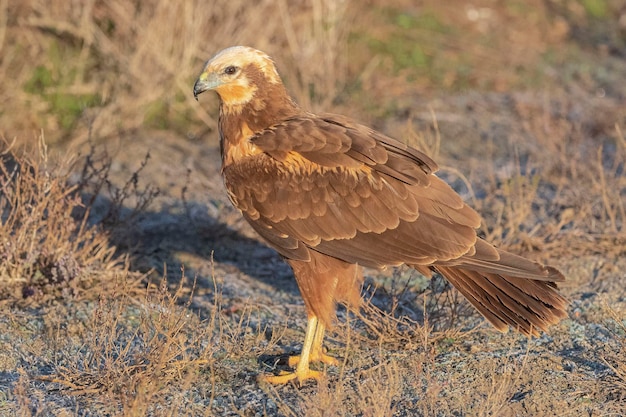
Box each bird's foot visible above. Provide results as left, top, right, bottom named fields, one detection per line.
left=258, top=352, right=338, bottom=385
left=287, top=351, right=339, bottom=367
left=258, top=368, right=323, bottom=385
left=258, top=317, right=337, bottom=385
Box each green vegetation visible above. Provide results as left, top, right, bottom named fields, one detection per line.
left=581, top=0, right=609, bottom=19
left=23, top=41, right=101, bottom=134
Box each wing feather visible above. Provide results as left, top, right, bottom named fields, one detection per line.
left=226, top=113, right=481, bottom=269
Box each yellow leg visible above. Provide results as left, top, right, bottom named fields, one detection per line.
left=259, top=316, right=338, bottom=385
left=287, top=320, right=339, bottom=367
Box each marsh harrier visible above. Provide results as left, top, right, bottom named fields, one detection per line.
left=193, top=46, right=568, bottom=384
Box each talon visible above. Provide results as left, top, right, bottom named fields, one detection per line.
left=258, top=369, right=322, bottom=385
left=317, top=352, right=340, bottom=366
left=259, top=317, right=337, bottom=385
left=287, top=352, right=339, bottom=367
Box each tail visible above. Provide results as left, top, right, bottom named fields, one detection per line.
left=426, top=240, right=568, bottom=336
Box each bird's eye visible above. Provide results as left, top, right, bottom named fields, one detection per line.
left=224, top=66, right=237, bottom=75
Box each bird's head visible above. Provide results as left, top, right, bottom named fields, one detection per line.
left=193, top=46, right=282, bottom=109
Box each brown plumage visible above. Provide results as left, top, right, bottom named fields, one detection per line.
left=193, top=46, right=568, bottom=384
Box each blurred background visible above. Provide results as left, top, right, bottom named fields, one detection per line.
left=2, top=0, right=624, bottom=146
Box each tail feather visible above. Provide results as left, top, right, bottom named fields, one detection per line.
left=435, top=265, right=568, bottom=336
left=450, top=238, right=566, bottom=281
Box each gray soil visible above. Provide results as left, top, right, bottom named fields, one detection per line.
left=83, top=88, right=626, bottom=416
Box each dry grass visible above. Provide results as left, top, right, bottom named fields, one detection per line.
left=1, top=0, right=355, bottom=145
left=0, top=133, right=119, bottom=303
left=1, top=0, right=626, bottom=416
left=31, top=276, right=215, bottom=416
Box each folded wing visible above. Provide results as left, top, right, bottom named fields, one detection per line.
left=226, top=114, right=482, bottom=268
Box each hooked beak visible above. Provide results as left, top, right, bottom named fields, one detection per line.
left=193, top=70, right=221, bottom=101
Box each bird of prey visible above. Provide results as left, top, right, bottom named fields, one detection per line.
left=193, top=46, right=568, bottom=384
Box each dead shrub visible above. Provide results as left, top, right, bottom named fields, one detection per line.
left=0, top=134, right=119, bottom=303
